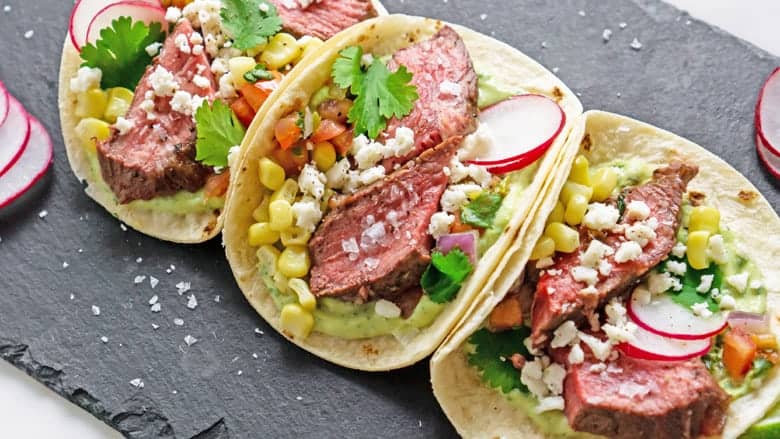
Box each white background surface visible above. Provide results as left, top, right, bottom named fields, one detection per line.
left=1, top=1, right=778, bottom=437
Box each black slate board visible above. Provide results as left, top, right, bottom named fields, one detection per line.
left=1, top=0, right=778, bottom=437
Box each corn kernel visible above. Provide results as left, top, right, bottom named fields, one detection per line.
left=246, top=42, right=268, bottom=58
left=564, top=194, right=589, bottom=226
left=590, top=167, right=619, bottom=202
left=103, top=87, right=134, bottom=123
left=312, top=142, right=337, bottom=172
left=277, top=245, right=311, bottom=278
left=288, top=278, right=317, bottom=311
left=248, top=222, right=279, bottom=246
left=298, top=36, right=324, bottom=61
left=259, top=157, right=285, bottom=191
left=569, top=155, right=591, bottom=186
left=280, top=303, right=314, bottom=339
left=256, top=245, right=281, bottom=271
left=260, top=33, right=302, bottom=71
left=270, top=178, right=299, bottom=204
left=545, top=222, right=580, bottom=253
left=321, top=188, right=334, bottom=212
left=687, top=230, right=711, bottom=270
left=74, top=118, right=111, bottom=153
left=273, top=270, right=290, bottom=294
left=281, top=226, right=312, bottom=246
left=547, top=201, right=565, bottom=224
left=560, top=181, right=593, bottom=206
left=229, top=56, right=258, bottom=89
left=752, top=333, right=778, bottom=350
left=75, top=89, right=109, bottom=119
left=530, top=236, right=556, bottom=260
left=269, top=200, right=294, bottom=232
left=689, top=206, right=720, bottom=234
left=252, top=195, right=271, bottom=222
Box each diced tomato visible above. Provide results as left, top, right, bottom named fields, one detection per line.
left=231, top=97, right=255, bottom=128
left=240, top=73, right=282, bottom=112
left=274, top=115, right=302, bottom=150
left=317, top=99, right=352, bottom=123
left=451, top=212, right=477, bottom=233
left=330, top=128, right=354, bottom=155
left=723, top=329, right=758, bottom=380
left=310, top=119, right=347, bottom=144
left=204, top=170, right=231, bottom=198
left=488, top=294, right=524, bottom=332
left=272, top=144, right=309, bottom=176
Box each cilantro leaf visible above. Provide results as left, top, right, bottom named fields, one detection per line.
left=220, top=0, right=282, bottom=50
left=80, top=17, right=164, bottom=89
left=661, top=257, right=722, bottom=313
left=461, top=192, right=504, bottom=229
left=195, top=100, right=246, bottom=167
left=616, top=191, right=626, bottom=221
left=467, top=327, right=531, bottom=394
left=243, top=64, right=273, bottom=83
left=332, top=46, right=364, bottom=94
left=421, top=249, right=473, bottom=303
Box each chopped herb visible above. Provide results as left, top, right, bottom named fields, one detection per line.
left=194, top=100, right=246, bottom=167
left=461, top=192, right=504, bottom=229
left=421, top=249, right=473, bottom=303
left=467, top=327, right=531, bottom=394
left=220, top=0, right=282, bottom=50
left=80, top=17, right=164, bottom=89
left=616, top=191, right=626, bottom=221
left=295, top=111, right=305, bottom=131
left=243, top=64, right=273, bottom=83
left=661, top=257, right=721, bottom=313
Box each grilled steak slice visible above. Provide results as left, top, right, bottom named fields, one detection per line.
left=269, top=0, right=377, bottom=40
left=97, top=20, right=216, bottom=203
left=381, top=26, right=478, bottom=170
left=531, top=163, right=698, bottom=346
left=551, top=345, right=727, bottom=439
left=308, top=137, right=461, bottom=301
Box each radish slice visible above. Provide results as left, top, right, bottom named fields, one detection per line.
left=86, top=1, right=166, bottom=46
left=618, top=324, right=712, bottom=362
left=467, top=94, right=565, bottom=171
left=756, top=67, right=780, bottom=157
left=0, top=97, right=32, bottom=177
left=628, top=292, right=727, bottom=340
left=0, top=117, right=53, bottom=209
left=757, top=134, right=780, bottom=179
left=69, top=0, right=162, bottom=51
left=0, top=81, right=9, bottom=126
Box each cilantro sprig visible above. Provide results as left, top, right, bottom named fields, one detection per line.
left=461, top=192, right=504, bottom=229
left=661, top=257, right=722, bottom=313
left=243, top=64, right=273, bottom=83
left=80, top=17, right=164, bottom=89
left=421, top=249, right=473, bottom=303
left=194, top=100, right=246, bottom=168
left=220, top=0, right=282, bottom=50
left=331, top=46, right=418, bottom=139
left=467, top=327, right=531, bottom=394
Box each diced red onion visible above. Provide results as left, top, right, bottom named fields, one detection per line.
left=437, top=231, right=479, bottom=264
left=727, top=311, right=770, bottom=334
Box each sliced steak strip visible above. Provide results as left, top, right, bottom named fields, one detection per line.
left=269, top=0, right=377, bottom=41
left=551, top=344, right=727, bottom=439
left=97, top=20, right=216, bottom=203
left=381, top=26, right=478, bottom=171
left=531, top=162, right=698, bottom=346
left=308, top=137, right=461, bottom=302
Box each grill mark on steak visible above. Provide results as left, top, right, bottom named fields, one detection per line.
left=381, top=26, right=478, bottom=171
left=268, top=0, right=377, bottom=40
left=551, top=343, right=727, bottom=439
left=97, top=20, right=216, bottom=204
left=531, top=162, right=698, bottom=346
left=308, top=137, right=461, bottom=302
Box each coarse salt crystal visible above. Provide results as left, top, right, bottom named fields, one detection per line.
left=187, top=294, right=198, bottom=309
left=129, top=378, right=144, bottom=388
left=150, top=276, right=159, bottom=289
left=91, top=305, right=101, bottom=316
left=134, top=275, right=146, bottom=284
left=150, top=303, right=161, bottom=313
left=184, top=334, right=198, bottom=346
left=174, top=318, right=184, bottom=326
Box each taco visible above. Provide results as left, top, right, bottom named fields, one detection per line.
left=431, top=110, right=780, bottom=438
left=58, top=0, right=385, bottom=243
left=222, top=14, right=583, bottom=370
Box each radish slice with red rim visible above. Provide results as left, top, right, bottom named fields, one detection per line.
left=618, top=324, right=712, bottom=362
left=86, top=1, right=166, bottom=46
left=627, top=292, right=727, bottom=340
left=69, top=0, right=162, bottom=51
left=0, top=81, right=9, bottom=126
left=466, top=94, right=565, bottom=170
left=756, top=67, right=780, bottom=157
left=0, top=117, right=53, bottom=209
left=0, top=96, right=32, bottom=177
left=757, top=134, right=780, bottom=179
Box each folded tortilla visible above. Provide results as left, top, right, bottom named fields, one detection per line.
left=222, top=14, right=583, bottom=371
left=430, top=110, right=780, bottom=438
left=57, top=0, right=387, bottom=244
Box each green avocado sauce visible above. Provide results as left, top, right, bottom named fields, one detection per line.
left=477, top=73, right=520, bottom=108
left=85, top=148, right=224, bottom=214
left=478, top=164, right=538, bottom=255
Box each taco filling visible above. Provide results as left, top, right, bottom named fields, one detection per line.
left=246, top=26, right=565, bottom=341
left=467, top=151, right=775, bottom=438
left=68, top=0, right=378, bottom=215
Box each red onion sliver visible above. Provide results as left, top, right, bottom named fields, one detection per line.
left=727, top=311, right=770, bottom=334
left=437, top=231, right=479, bottom=264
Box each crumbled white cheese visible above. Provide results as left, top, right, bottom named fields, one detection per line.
left=291, top=198, right=323, bottom=233
left=697, top=274, right=714, bottom=293
left=385, top=127, right=415, bottom=158
left=193, top=74, right=211, bottom=89
left=671, top=242, right=687, bottom=258
left=325, top=158, right=351, bottom=189
left=375, top=299, right=402, bottom=318
left=175, top=32, right=191, bottom=54
left=625, top=200, right=650, bottom=220
left=226, top=145, right=241, bottom=169
left=666, top=260, right=687, bottom=277
left=578, top=332, right=612, bottom=361
left=149, top=66, right=178, bottom=97
left=521, top=357, right=549, bottom=398
left=726, top=272, right=749, bottom=293
left=624, top=222, right=656, bottom=247
left=542, top=363, right=566, bottom=395
left=183, top=0, right=225, bottom=57
left=598, top=260, right=613, bottom=276
left=468, top=165, right=493, bottom=188
left=189, top=31, right=204, bottom=46
left=458, top=123, right=495, bottom=162
left=170, top=91, right=197, bottom=116
left=359, top=166, right=385, bottom=186
left=448, top=157, right=470, bottom=183
left=572, top=266, right=599, bottom=286
left=707, top=234, right=728, bottom=264
left=580, top=240, right=613, bottom=268
left=114, top=117, right=134, bottom=136
left=632, top=286, right=651, bottom=305
left=719, top=295, right=736, bottom=310
left=583, top=203, right=620, bottom=231
left=70, top=67, right=102, bottom=93
left=648, top=271, right=673, bottom=294
left=603, top=321, right=637, bottom=343
left=165, top=6, right=182, bottom=23
left=535, top=396, right=565, bottom=413
left=145, top=42, right=163, bottom=57
left=440, top=188, right=469, bottom=213
left=614, top=241, right=642, bottom=263
left=551, top=321, right=578, bottom=348
left=691, top=302, right=713, bottom=318
left=298, top=164, right=327, bottom=199
left=352, top=135, right=384, bottom=170
left=218, top=72, right=237, bottom=99
left=428, top=212, right=454, bottom=239
left=568, top=343, right=585, bottom=364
